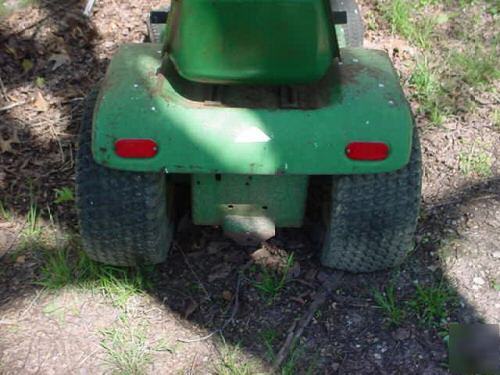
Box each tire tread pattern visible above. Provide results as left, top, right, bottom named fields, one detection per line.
left=321, top=131, right=422, bottom=272
left=76, top=89, right=172, bottom=266
left=331, top=0, right=364, bottom=47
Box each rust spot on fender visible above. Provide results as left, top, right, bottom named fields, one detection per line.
left=339, top=62, right=386, bottom=86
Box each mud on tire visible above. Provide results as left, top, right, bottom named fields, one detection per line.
left=76, top=89, right=174, bottom=266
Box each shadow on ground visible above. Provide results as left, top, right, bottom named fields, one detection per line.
left=0, top=0, right=102, bottom=224
left=1, top=169, right=498, bottom=373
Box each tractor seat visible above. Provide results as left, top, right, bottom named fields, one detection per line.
left=163, top=0, right=339, bottom=85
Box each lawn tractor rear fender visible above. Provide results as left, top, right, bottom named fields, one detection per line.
left=91, top=44, right=414, bottom=175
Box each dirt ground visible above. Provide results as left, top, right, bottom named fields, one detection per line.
left=0, top=0, right=499, bottom=374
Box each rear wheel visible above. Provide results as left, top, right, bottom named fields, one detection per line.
left=331, top=0, right=364, bottom=47
left=146, top=7, right=170, bottom=44
left=320, top=131, right=422, bottom=272
left=76, top=89, right=174, bottom=266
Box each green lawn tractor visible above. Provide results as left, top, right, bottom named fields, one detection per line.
left=76, top=0, right=421, bottom=273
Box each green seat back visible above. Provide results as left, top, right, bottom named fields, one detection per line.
left=164, top=0, right=338, bottom=84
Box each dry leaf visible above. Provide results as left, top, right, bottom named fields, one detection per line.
left=47, top=36, right=66, bottom=51
left=222, top=290, right=233, bottom=301
left=0, top=129, right=20, bottom=153
left=33, top=91, right=50, bottom=112
left=250, top=247, right=271, bottom=261
left=48, top=53, right=70, bottom=71
left=16, top=255, right=26, bottom=264
left=0, top=139, right=14, bottom=153
left=5, top=45, right=18, bottom=58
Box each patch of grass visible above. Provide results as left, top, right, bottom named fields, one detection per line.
left=0, top=200, right=12, bottom=221
left=377, top=0, right=476, bottom=127
left=417, top=0, right=438, bottom=6
left=373, top=284, right=406, bottom=326
left=364, top=10, right=379, bottom=31
left=493, top=282, right=500, bottom=292
left=452, top=47, right=500, bottom=87
left=280, top=342, right=305, bottom=375
left=152, top=338, right=174, bottom=353
left=410, top=58, right=446, bottom=125
left=259, top=330, right=316, bottom=374
left=94, top=267, right=151, bottom=308
left=406, top=282, right=458, bottom=328
left=215, top=344, right=260, bottom=375
left=101, top=317, right=152, bottom=375
left=12, top=201, right=44, bottom=258
left=0, top=0, right=6, bottom=16
left=39, top=248, right=73, bottom=289
left=38, top=247, right=153, bottom=308
left=485, top=1, right=499, bottom=15
left=254, top=254, right=294, bottom=302
left=375, top=280, right=458, bottom=329
left=412, top=17, right=437, bottom=50
left=53, top=187, right=75, bottom=204
left=260, top=329, right=278, bottom=361
left=379, top=0, right=436, bottom=48
left=22, top=202, right=41, bottom=241
left=35, top=76, right=45, bottom=88
left=0, top=0, right=38, bottom=16
left=380, top=0, right=412, bottom=39
left=459, top=144, right=493, bottom=177
left=451, top=0, right=476, bottom=7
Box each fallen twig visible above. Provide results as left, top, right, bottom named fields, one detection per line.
left=177, top=327, right=218, bottom=344
left=0, top=76, right=8, bottom=101
left=71, top=345, right=100, bottom=372
left=61, top=97, right=85, bottom=104
left=273, top=270, right=344, bottom=370
left=0, top=320, right=18, bottom=325
left=177, top=261, right=251, bottom=343
left=175, top=243, right=212, bottom=302
left=83, top=0, right=97, bottom=17
left=0, top=100, right=29, bottom=113
left=188, top=352, right=199, bottom=375
left=19, top=289, right=44, bottom=320
left=177, top=273, right=241, bottom=343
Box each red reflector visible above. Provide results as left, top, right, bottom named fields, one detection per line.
left=115, top=139, right=158, bottom=158
left=346, top=142, right=389, bottom=161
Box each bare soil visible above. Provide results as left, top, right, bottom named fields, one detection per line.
left=0, top=0, right=499, bottom=374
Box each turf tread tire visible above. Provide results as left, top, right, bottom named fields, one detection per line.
left=321, top=131, right=422, bottom=272
left=76, top=89, right=173, bottom=266
left=331, top=0, right=364, bottom=47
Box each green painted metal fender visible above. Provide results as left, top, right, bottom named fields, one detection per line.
left=92, top=44, right=414, bottom=175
